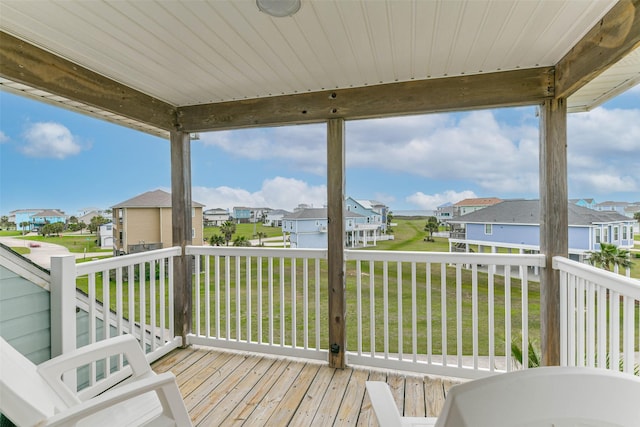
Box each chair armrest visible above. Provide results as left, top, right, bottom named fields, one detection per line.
left=38, top=335, right=151, bottom=406
left=44, top=372, right=192, bottom=427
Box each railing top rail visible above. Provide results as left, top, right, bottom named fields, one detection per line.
left=345, top=249, right=546, bottom=266
left=552, top=256, right=640, bottom=299
left=75, top=247, right=182, bottom=276
left=186, top=245, right=328, bottom=259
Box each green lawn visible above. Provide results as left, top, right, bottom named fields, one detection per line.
left=0, top=230, right=21, bottom=236
left=204, top=223, right=283, bottom=244
left=10, top=246, right=30, bottom=255
left=16, top=234, right=111, bottom=253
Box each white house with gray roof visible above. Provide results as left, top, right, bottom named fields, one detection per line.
left=448, top=199, right=636, bottom=262
left=282, top=208, right=375, bottom=248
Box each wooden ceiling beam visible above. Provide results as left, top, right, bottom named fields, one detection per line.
left=555, top=0, right=640, bottom=99
left=0, top=31, right=176, bottom=132
left=177, top=67, right=554, bottom=132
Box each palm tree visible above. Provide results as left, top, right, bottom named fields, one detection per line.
left=233, top=235, right=251, bottom=247
left=19, top=221, right=30, bottom=234
left=220, top=221, right=236, bottom=246
left=209, top=234, right=225, bottom=246
left=586, top=242, right=633, bottom=272
left=256, top=231, right=267, bottom=246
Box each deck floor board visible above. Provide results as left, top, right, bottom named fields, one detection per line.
left=152, top=346, right=461, bottom=426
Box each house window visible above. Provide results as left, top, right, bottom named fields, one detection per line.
left=192, top=228, right=195, bottom=238
left=603, top=228, right=609, bottom=243
left=595, top=228, right=601, bottom=244
left=613, top=226, right=619, bottom=241
left=485, top=224, right=492, bottom=235
left=192, top=208, right=195, bottom=217
left=623, top=226, right=628, bottom=240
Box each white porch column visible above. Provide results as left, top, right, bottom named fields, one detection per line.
left=170, top=130, right=193, bottom=347
left=539, top=98, right=568, bottom=366
left=50, top=254, right=77, bottom=391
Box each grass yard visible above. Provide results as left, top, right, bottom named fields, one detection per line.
left=10, top=246, right=30, bottom=255
left=204, top=223, right=283, bottom=243
left=0, top=230, right=21, bottom=237
left=17, top=234, right=111, bottom=253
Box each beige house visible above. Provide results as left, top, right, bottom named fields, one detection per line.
left=112, top=189, right=204, bottom=254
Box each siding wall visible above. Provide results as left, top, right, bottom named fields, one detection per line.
left=466, top=223, right=596, bottom=251
left=0, top=265, right=50, bottom=364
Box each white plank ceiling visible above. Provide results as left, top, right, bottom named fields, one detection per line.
left=1, top=0, right=637, bottom=134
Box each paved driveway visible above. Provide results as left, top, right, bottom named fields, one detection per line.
left=0, top=237, right=110, bottom=269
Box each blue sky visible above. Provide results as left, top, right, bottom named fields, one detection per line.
left=1, top=85, right=639, bottom=216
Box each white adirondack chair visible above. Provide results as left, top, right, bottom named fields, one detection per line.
left=366, top=367, right=640, bottom=427
left=0, top=334, right=192, bottom=426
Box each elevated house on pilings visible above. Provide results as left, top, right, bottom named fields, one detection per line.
left=1, top=0, right=639, bottom=371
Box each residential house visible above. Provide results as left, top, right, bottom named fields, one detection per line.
left=97, top=222, right=114, bottom=249
left=10, top=209, right=43, bottom=231
left=282, top=208, right=371, bottom=248
left=30, top=209, right=67, bottom=229
left=78, top=209, right=108, bottom=225
left=203, top=208, right=230, bottom=226
left=569, top=198, right=597, bottom=210
left=232, top=207, right=252, bottom=224
left=10, top=209, right=66, bottom=231
left=265, top=209, right=291, bottom=227
left=448, top=200, right=636, bottom=262
left=346, top=198, right=389, bottom=233
left=453, top=198, right=502, bottom=216
left=435, top=202, right=455, bottom=224
left=111, top=189, right=205, bottom=254
left=594, top=201, right=629, bottom=215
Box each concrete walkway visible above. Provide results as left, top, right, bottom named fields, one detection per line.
left=0, top=236, right=110, bottom=269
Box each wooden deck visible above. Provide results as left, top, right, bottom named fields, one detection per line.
left=152, top=346, right=463, bottom=426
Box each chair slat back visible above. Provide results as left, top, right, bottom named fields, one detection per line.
left=436, top=367, right=640, bottom=427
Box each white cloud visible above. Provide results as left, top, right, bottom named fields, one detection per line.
left=20, top=122, right=83, bottom=159
left=567, top=107, right=640, bottom=196
left=197, top=111, right=541, bottom=194
left=196, top=104, right=640, bottom=200
left=0, top=130, right=8, bottom=143
left=192, top=176, right=326, bottom=210
left=199, top=124, right=327, bottom=174
left=347, top=111, right=540, bottom=194
left=406, top=190, right=477, bottom=210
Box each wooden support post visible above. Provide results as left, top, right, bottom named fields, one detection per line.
left=327, top=118, right=346, bottom=368
left=170, top=130, right=193, bottom=347
left=539, top=98, right=568, bottom=366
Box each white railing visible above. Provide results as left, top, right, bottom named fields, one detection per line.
left=51, top=247, right=182, bottom=396
left=345, top=250, right=546, bottom=378
left=554, top=256, right=640, bottom=375
left=186, top=246, right=329, bottom=361
left=186, top=246, right=545, bottom=378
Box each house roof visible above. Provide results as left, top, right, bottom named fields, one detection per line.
left=283, top=208, right=364, bottom=220
left=10, top=209, right=53, bottom=214
left=1, top=1, right=638, bottom=138
left=596, top=201, right=630, bottom=207
left=112, top=189, right=205, bottom=208
left=33, top=209, right=66, bottom=218
left=454, top=198, right=502, bottom=207
left=267, top=209, right=291, bottom=216
left=449, top=199, right=632, bottom=226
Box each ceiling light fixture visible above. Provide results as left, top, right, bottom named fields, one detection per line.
left=256, top=0, right=301, bottom=17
